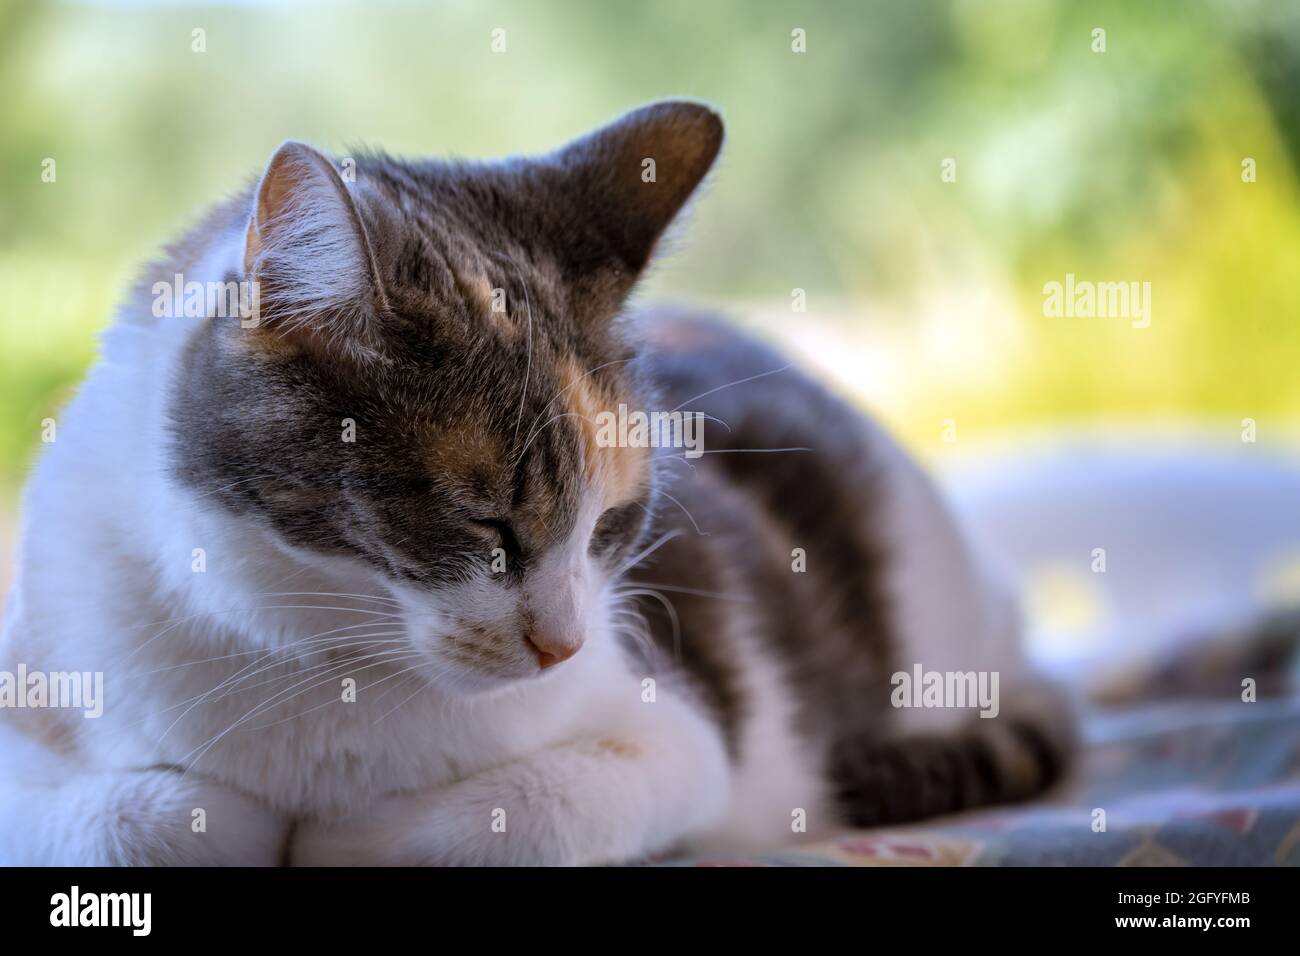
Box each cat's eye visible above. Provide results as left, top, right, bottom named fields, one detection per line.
left=590, top=502, right=643, bottom=555
left=471, top=518, right=521, bottom=557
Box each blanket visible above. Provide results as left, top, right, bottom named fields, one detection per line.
left=664, top=698, right=1300, bottom=866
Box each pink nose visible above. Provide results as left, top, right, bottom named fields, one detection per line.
left=526, top=630, right=581, bottom=669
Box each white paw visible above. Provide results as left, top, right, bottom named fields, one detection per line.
left=293, top=773, right=647, bottom=866
left=49, top=769, right=287, bottom=866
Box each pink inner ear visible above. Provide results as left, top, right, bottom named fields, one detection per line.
left=243, top=142, right=387, bottom=349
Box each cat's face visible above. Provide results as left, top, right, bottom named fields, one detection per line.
left=169, top=102, right=722, bottom=692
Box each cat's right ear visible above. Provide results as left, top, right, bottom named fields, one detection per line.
left=243, top=141, right=388, bottom=356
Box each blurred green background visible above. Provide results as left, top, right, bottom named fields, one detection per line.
left=3, top=0, right=1300, bottom=515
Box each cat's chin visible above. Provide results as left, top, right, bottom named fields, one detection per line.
left=409, top=652, right=553, bottom=698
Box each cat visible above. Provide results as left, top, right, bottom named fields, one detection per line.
left=0, top=101, right=1073, bottom=865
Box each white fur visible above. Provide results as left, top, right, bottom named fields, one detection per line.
left=872, top=420, right=1028, bottom=734
left=684, top=608, right=835, bottom=851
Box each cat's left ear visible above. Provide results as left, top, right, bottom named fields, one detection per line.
left=243, top=141, right=389, bottom=355
left=538, top=100, right=723, bottom=297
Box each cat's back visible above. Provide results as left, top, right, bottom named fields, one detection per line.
left=637, top=309, right=1025, bottom=733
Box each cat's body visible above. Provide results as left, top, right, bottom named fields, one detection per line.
left=0, top=102, right=1071, bottom=865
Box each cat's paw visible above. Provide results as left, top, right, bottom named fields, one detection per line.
left=53, top=768, right=287, bottom=866
left=293, top=758, right=651, bottom=866
left=292, top=790, right=619, bottom=866
left=292, top=733, right=723, bottom=866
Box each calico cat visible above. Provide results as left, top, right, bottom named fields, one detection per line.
left=0, top=101, right=1072, bottom=865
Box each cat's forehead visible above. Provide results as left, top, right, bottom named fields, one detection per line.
left=351, top=159, right=566, bottom=312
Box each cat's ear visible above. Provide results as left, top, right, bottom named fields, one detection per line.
left=543, top=100, right=723, bottom=285
left=243, top=141, right=388, bottom=354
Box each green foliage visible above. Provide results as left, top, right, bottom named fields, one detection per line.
left=2, top=0, right=1299, bottom=498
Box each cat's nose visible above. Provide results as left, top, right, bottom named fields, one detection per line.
left=525, top=627, right=582, bottom=669
left=523, top=551, right=587, bottom=669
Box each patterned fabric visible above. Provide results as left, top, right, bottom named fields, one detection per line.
left=663, top=698, right=1300, bottom=866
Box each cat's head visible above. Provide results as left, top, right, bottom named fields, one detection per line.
left=169, top=101, right=722, bottom=692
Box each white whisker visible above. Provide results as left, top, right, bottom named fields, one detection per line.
left=614, top=529, right=683, bottom=577
left=669, top=363, right=793, bottom=412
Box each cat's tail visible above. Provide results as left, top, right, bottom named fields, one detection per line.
left=829, top=678, right=1076, bottom=826
left=1085, top=605, right=1300, bottom=705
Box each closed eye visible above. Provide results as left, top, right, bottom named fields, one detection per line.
left=471, top=518, right=522, bottom=558
left=590, top=501, right=646, bottom=556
